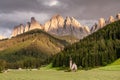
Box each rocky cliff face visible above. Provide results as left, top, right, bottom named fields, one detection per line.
left=11, top=15, right=90, bottom=39
left=91, top=13, right=120, bottom=33
left=116, top=13, right=120, bottom=20
left=84, top=26, right=90, bottom=33
left=44, top=15, right=64, bottom=33
left=29, top=17, right=43, bottom=30
left=108, top=16, right=115, bottom=23
left=24, top=22, right=30, bottom=32
left=11, top=13, right=120, bottom=39
left=11, top=24, right=25, bottom=37
left=11, top=17, right=43, bottom=37
left=90, top=18, right=106, bottom=32
left=98, top=18, right=106, bottom=28
left=44, top=15, right=90, bottom=39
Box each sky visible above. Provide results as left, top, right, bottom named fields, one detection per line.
left=0, top=0, right=120, bottom=37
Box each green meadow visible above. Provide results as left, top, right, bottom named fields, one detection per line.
left=0, top=65, right=120, bottom=80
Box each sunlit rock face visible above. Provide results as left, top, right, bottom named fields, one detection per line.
left=63, top=16, right=89, bottom=39
left=44, top=14, right=65, bottom=35
left=107, top=16, right=115, bottom=23
left=24, top=22, right=30, bottom=32
left=20, top=24, right=24, bottom=34
left=91, top=18, right=106, bottom=33
left=84, top=26, right=90, bottom=33
left=12, top=26, right=17, bottom=37
left=44, top=14, right=64, bottom=34
left=44, top=15, right=90, bottom=39
left=11, top=24, right=25, bottom=37
left=116, top=13, right=120, bottom=20
left=11, top=17, right=43, bottom=37
left=98, top=18, right=106, bottom=28
left=29, top=17, right=42, bottom=30
left=91, top=15, right=119, bottom=33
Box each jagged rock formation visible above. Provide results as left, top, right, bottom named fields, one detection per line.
left=84, top=26, right=90, bottom=33
left=90, top=18, right=106, bottom=32
left=116, top=13, right=120, bottom=20
left=11, top=17, right=43, bottom=37
left=91, top=13, right=120, bottom=33
left=12, top=14, right=90, bottom=39
left=98, top=18, right=106, bottom=28
left=108, top=16, right=115, bottom=23
left=11, top=24, right=24, bottom=37
left=24, top=22, right=30, bottom=32
left=29, top=17, right=43, bottom=30
left=11, top=15, right=90, bottom=39
left=11, top=13, right=120, bottom=39
left=44, top=15, right=64, bottom=32
left=44, top=15, right=90, bottom=39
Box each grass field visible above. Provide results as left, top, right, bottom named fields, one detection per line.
left=0, top=67, right=120, bottom=80
left=0, top=59, right=120, bottom=80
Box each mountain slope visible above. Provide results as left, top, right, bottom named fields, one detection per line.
left=0, top=29, right=69, bottom=68
left=52, top=20, right=120, bottom=68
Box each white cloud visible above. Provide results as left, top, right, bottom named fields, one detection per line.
left=37, top=0, right=68, bottom=8
left=41, top=0, right=60, bottom=7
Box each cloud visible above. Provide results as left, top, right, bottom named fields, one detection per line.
left=0, top=0, right=120, bottom=37
left=42, top=0, right=60, bottom=7
left=0, top=11, right=51, bottom=24
left=0, top=11, right=51, bottom=37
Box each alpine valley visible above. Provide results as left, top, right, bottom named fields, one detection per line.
left=0, top=13, right=120, bottom=69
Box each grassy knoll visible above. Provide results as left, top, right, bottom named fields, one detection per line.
left=0, top=68, right=120, bottom=80
left=110, top=58, right=120, bottom=65
left=99, top=58, right=120, bottom=71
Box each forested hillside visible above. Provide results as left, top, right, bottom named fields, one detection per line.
left=52, top=20, right=120, bottom=68
left=0, top=29, right=68, bottom=69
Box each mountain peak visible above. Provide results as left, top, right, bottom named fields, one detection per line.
left=11, top=17, right=43, bottom=37
left=116, top=13, right=120, bottom=19
left=98, top=18, right=106, bottom=28
left=52, top=14, right=63, bottom=19
left=31, top=17, right=37, bottom=23
left=44, top=14, right=64, bottom=32
left=29, top=17, right=42, bottom=30
left=108, top=16, right=115, bottom=23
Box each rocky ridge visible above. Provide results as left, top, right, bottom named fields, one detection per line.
left=11, top=15, right=90, bottom=39
left=91, top=13, right=120, bottom=32
left=11, top=13, right=120, bottom=39
left=11, top=17, right=43, bottom=37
